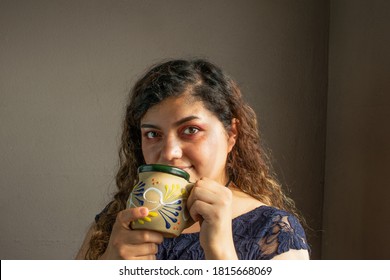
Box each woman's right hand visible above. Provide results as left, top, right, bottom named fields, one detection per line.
left=99, top=207, right=164, bottom=260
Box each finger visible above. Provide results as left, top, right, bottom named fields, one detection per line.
left=116, top=207, right=149, bottom=229
left=199, top=178, right=233, bottom=204
left=187, top=185, right=218, bottom=210
left=128, top=229, right=164, bottom=244
left=187, top=179, right=231, bottom=210
left=118, top=243, right=159, bottom=260
left=119, top=243, right=158, bottom=259
left=135, top=243, right=159, bottom=257
left=189, top=200, right=214, bottom=222
left=196, top=178, right=229, bottom=194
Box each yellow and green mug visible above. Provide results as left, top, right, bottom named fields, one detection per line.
left=127, top=164, right=194, bottom=238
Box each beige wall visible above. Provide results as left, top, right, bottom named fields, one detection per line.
left=0, top=0, right=328, bottom=259
left=322, top=0, right=390, bottom=259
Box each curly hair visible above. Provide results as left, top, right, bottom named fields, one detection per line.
left=85, top=59, right=304, bottom=259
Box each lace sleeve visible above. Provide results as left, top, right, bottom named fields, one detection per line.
left=257, top=212, right=309, bottom=259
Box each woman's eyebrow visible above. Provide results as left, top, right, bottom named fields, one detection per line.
left=140, top=123, right=160, bottom=129
left=174, top=116, right=200, bottom=126
left=140, top=116, right=200, bottom=129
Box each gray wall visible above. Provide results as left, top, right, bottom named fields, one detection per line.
left=322, top=0, right=390, bottom=259
left=1, top=0, right=328, bottom=259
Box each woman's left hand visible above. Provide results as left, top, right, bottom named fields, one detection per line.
left=186, top=177, right=238, bottom=259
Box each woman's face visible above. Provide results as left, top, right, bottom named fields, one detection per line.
left=140, top=94, right=237, bottom=185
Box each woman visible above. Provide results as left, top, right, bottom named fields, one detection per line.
left=76, top=59, right=310, bottom=260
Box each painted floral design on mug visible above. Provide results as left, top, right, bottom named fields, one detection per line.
left=128, top=182, right=190, bottom=229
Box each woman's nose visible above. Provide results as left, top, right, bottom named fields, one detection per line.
left=160, top=135, right=183, bottom=161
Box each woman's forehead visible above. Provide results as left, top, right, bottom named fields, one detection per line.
left=141, top=95, right=214, bottom=125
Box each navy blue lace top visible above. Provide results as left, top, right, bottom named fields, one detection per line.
left=96, top=205, right=309, bottom=260
left=156, top=205, right=309, bottom=260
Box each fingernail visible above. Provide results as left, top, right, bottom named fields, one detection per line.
left=140, top=207, right=148, bottom=216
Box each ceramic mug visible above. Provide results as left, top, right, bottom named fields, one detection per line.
left=127, top=164, right=194, bottom=238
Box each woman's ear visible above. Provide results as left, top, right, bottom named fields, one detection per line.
left=227, top=118, right=238, bottom=153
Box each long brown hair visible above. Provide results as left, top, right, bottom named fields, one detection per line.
left=86, top=59, right=304, bottom=259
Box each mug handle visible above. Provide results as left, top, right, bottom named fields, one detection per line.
left=185, top=182, right=194, bottom=194
left=183, top=183, right=195, bottom=228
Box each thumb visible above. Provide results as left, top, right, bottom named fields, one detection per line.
left=116, top=207, right=149, bottom=229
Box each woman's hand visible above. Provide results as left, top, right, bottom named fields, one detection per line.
left=187, top=178, right=238, bottom=260
left=100, top=207, right=164, bottom=260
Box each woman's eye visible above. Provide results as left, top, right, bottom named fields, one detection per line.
left=183, top=127, right=199, bottom=135
left=145, top=131, right=160, bottom=139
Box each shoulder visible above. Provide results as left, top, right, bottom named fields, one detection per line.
left=236, top=205, right=303, bottom=230
left=258, top=207, right=306, bottom=235
left=234, top=206, right=310, bottom=259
